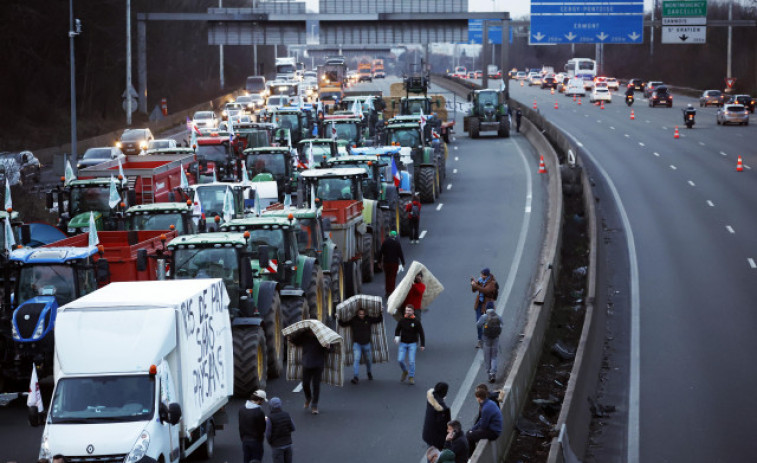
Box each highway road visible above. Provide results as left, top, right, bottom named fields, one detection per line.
left=509, top=81, right=757, bottom=461
left=0, top=77, right=549, bottom=462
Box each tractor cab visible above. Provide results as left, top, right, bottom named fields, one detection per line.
left=47, top=178, right=131, bottom=235
left=124, top=201, right=196, bottom=235
left=244, top=146, right=295, bottom=201
left=299, top=168, right=367, bottom=203
left=296, top=138, right=339, bottom=167
left=324, top=155, right=385, bottom=200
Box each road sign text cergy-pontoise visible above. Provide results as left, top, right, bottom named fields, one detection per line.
left=661, top=0, right=707, bottom=44
left=530, top=0, right=644, bottom=44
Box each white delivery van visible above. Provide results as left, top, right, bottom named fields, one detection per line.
left=38, top=279, right=233, bottom=462
left=565, top=77, right=587, bottom=97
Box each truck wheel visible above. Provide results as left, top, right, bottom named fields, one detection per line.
left=343, top=261, right=357, bottom=297
left=233, top=326, right=267, bottom=397
left=195, top=421, right=215, bottom=459
left=470, top=118, right=480, bottom=138
left=399, top=198, right=411, bottom=236
left=331, top=247, right=344, bottom=306
left=281, top=297, right=308, bottom=328
left=263, top=293, right=284, bottom=379
left=417, top=166, right=436, bottom=204
left=361, top=234, right=374, bottom=283
left=307, top=264, right=326, bottom=321
left=498, top=117, right=510, bottom=138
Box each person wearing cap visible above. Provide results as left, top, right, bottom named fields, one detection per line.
left=239, top=390, right=269, bottom=463
left=377, top=229, right=405, bottom=298
left=470, top=268, right=497, bottom=348
left=423, top=382, right=451, bottom=450
left=266, top=397, right=295, bottom=463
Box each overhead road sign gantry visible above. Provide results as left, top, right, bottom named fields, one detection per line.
left=530, top=0, right=644, bottom=44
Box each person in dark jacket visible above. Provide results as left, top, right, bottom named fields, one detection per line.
left=238, top=389, right=269, bottom=463
left=443, top=420, right=469, bottom=463
left=471, top=268, right=497, bottom=348
left=377, top=230, right=405, bottom=297
left=466, top=388, right=503, bottom=455
left=266, top=397, right=295, bottom=463
left=403, top=271, right=426, bottom=321
left=423, top=382, right=451, bottom=450
left=290, top=330, right=329, bottom=414
left=405, top=193, right=422, bottom=243
left=515, top=108, right=522, bottom=132
left=338, top=307, right=383, bottom=384
left=394, top=305, right=426, bottom=385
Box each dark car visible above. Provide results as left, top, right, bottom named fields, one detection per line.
left=699, top=90, right=724, bottom=107
left=649, top=86, right=673, bottom=107
left=732, top=94, right=756, bottom=113
left=541, top=75, right=557, bottom=89
left=77, top=147, right=125, bottom=170
left=0, top=150, right=41, bottom=185
left=644, top=81, right=664, bottom=98
left=117, top=128, right=154, bottom=155
left=629, top=78, right=645, bottom=93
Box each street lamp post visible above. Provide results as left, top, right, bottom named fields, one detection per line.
left=68, top=0, right=81, bottom=170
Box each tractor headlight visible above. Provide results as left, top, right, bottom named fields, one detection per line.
left=34, top=321, right=45, bottom=339
left=11, top=323, right=19, bottom=341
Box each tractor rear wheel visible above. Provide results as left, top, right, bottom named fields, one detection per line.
left=263, top=293, right=283, bottom=379
left=470, top=117, right=480, bottom=138
left=418, top=166, right=436, bottom=204
left=330, top=248, right=344, bottom=306
left=361, top=234, right=374, bottom=283
left=232, top=326, right=267, bottom=397
left=498, top=116, right=510, bottom=138
left=281, top=297, right=308, bottom=329
left=307, top=264, right=326, bottom=322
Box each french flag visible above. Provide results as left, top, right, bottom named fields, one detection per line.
left=391, top=157, right=400, bottom=187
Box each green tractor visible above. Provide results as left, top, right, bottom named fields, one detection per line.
left=383, top=120, right=441, bottom=204
left=221, top=215, right=328, bottom=327
left=464, top=89, right=510, bottom=139
left=244, top=146, right=297, bottom=203
left=268, top=107, right=313, bottom=146
left=320, top=115, right=366, bottom=149
left=166, top=232, right=282, bottom=395
left=123, top=201, right=197, bottom=235
left=296, top=138, right=339, bottom=167
left=47, top=178, right=132, bottom=236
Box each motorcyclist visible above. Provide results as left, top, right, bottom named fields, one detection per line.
left=625, top=84, right=634, bottom=97
left=683, top=104, right=696, bottom=127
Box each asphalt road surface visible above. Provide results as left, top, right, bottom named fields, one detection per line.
left=511, top=81, right=757, bottom=461
left=0, top=76, right=549, bottom=463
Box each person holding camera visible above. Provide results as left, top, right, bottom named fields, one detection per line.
left=470, top=268, right=497, bottom=349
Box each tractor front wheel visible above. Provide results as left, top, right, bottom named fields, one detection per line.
left=417, top=166, right=437, bottom=204
left=470, top=117, right=480, bottom=138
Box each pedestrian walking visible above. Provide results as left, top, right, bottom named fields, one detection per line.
left=377, top=230, right=405, bottom=297
left=395, top=305, right=426, bottom=385
left=338, top=307, right=383, bottom=384
left=466, top=388, right=503, bottom=454
left=290, top=330, right=329, bottom=414
left=266, top=397, right=295, bottom=463
left=405, top=193, right=422, bottom=243
left=403, top=271, right=426, bottom=320
left=515, top=108, right=522, bottom=133
left=476, top=302, right=503, bottom=383
left=423, top=382, right=451, bottom=450
left=443, top=420, right=469, bottom=463
left=239, top=390, right=268, bottom=463
left=470, top=268, right=497, bottom=348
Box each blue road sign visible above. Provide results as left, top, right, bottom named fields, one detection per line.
left=530, top=0, right=644, bottom=44
left=468, top=19, right=503, bottom=44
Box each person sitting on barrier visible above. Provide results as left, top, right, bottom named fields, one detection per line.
left=465, top=388, right=503, bottom=456
left=443, top=420, right=468, bottom=463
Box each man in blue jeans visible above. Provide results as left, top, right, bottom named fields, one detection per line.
left=339, top=307, right=383, bottom=384
left=394, top=305, right=426, bottom=385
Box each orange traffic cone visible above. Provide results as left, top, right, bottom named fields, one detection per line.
left=674, top=126, right=680, bottom=139
left=578, top=98, right=582, bottom=105
left=573, top=94, right=577, bottom=102
left=554, top=101, right=559, bottom=109
left=630, top=110, right=635, bottom=120
left=533, top=100, right=538, bottom=110
left=737, top=155, right=744, bottom=172
left=600, top=101, right=605, bottom=110
left=550, top=88, right=555, bottom=95
left=538, top=155, right=547, bottom=174
left=520, top=80, right=524, bottom=87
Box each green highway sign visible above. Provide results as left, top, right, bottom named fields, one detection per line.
left=662, top=1, right=707, bottom=17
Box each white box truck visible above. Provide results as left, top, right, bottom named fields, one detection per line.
left=38, top=279, right=234, bottom=462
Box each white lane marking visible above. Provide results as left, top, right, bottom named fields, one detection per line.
left=584, top=114, right=589, bottom=117
left=525, top=194, right=532, bottom=213
left=639, top=142, right=645, bottom=147
left=455, top=156, right=459, bottom=161
left=688, top=180, right=696, bottom=186
left=645, top=120, right=651, bottom=123
left=444, top=136, right=534, bottom=436
left=453, top=168, right=458, bottom=174
left=436, top=203, right=443, bottom=211
left=624, top=134, right=630, bottom=138
left=653, top=152, right=660, bottom=157
left=577, top=141, right=584, bottom=147
left=720, top=151, right=728, bottom=156
left=726, top=225, right=735, bottom=234
left=746, top=164, right=752, bottom=170
left=699, top=141, right=706, bottom=146
left=452, top=137, right=457, bottom=142
left=446, top=184, right=452, bottom=190
left=419, top=230, right=427, bottom=239
left=597, top=120, right=602, bottom=123
left=662, top=126, right=668, bottom=130
left=454, top=146, right=459, bottom=150
left=293, top=382, right=303, bottom=393
left=670, top=165, right=677, bottom=170
left=707, top=200, right=715, bottom=207
left=749, top=258, right=756, bottom=269
left=610, top=126, right=616, bottom=130
left=550, top=121, right=641, bottom=463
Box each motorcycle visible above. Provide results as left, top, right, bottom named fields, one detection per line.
left=626, top=94, right=634, bottom=106
left=683, top=109, right=696, bottom=129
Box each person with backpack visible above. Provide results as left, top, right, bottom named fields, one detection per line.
left=470, top=268, right=498, bottom=348
left=377, top=230, right=405, bottom=298
left=476, top=302, right=502, bottom=383
left=405, top=193, right=422, bottom=244
left=266, top=397, right=295, bottom=463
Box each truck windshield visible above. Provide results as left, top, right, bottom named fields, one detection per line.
left=316, top=177, right=356, bottom=201
left=17, top=264, right=77, bottom=306
left=275, top=113, right=299, bottom=130
left=404, top=99, right=429, bottom=115
left=173, top=247, right=239, bottom=304
left=246, top=153, right=287, bottom=178
left=479, top=92, right=498, bottom=107
left=196, top=144, right=228, bottom=163
left=126, top=212, right=186, bottom=233
left=50, top=375, right=155, bottom=424
left=387, top=128, right=420, bottom=147
left=334, top=163, right=374, bottom=180
left=247, top=229, right=286, bottom=262
left=194, top=185, right=231, bottom=218
left=70, top=186, right=112, bottom=217
left=331, top=123, right=358, bottom=143
left=296, top=218, right=316, bottom=251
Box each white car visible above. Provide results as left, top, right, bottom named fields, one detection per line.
left=606, top=78, right=619, bottom=91
left=565, top=78, right=586, bottom=97
left=590, top=87, right=612, bottom=103
left=528, top=72, right=542, bottom=86
left=192, top=111, right=218, bottom=129
left=147, top=139, right=177, bottom=151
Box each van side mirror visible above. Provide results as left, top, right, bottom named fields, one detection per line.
left=258, top=245, right=270, bottom=271
left=127, top=189, right=137, bottom=207
left=136, top=249, right=148, bottom=272
left=240, top=256, right=254, bottom=288
left=21, top=224, right=31, bottom=246
left=46, top=192, right=54, bottom=209
left=167, top=403, right=182, bottom=425
left=467, top=93, right=472, bottom=102
left=96, top=259, right=111, bottom=284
